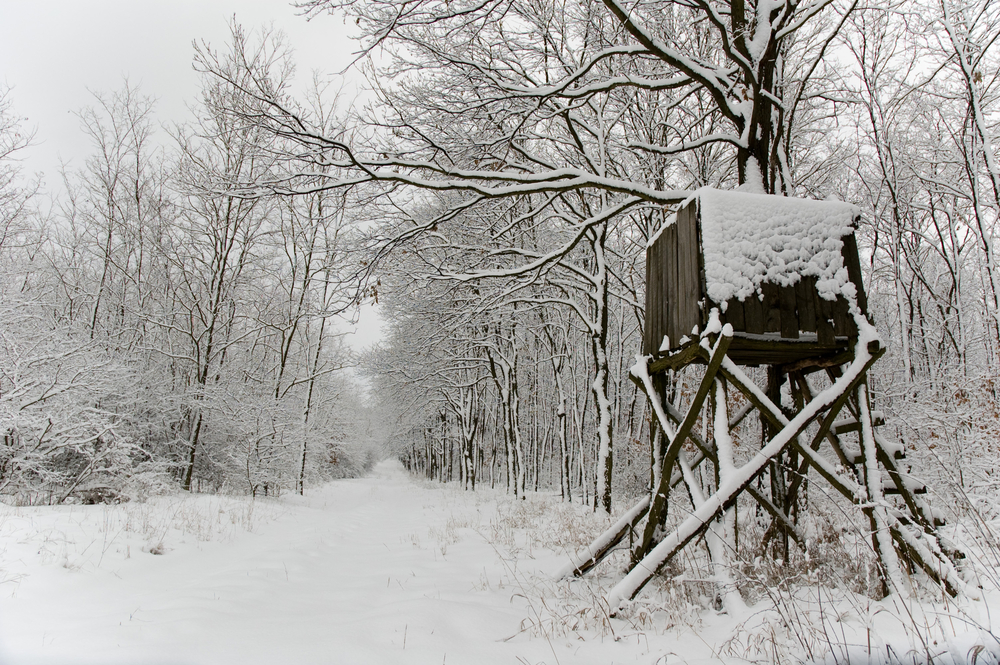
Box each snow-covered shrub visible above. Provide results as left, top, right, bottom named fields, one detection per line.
left=119, top=467, right=177, bottom=502
left=0, top=297, right=147, bottom=504
left=897, top=372, right=1000, bottom=502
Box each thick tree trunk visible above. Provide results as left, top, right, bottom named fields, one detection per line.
left=181, top=410, right=203, bottom=492
left=591, top=225, right=614, bottom=513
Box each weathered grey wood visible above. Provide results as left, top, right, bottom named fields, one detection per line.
left=725, top=298, right=745, bottom=330
left=744, top=294, right=765, bottom=334
left=833, top=297, right=851, bottom=336
left=796, top=277, right=816, bottom=332
left=562, top=495, right=651, bottom=578
left=646, top=236, right=655, bottom=354
left=650, top=228, right=668, bottom=354
left=779, top=285, right=799, bottom=339
left=817, top=297, right=835, bottom=346
left=644, top=195, right=867, bottom=367
left=696, top=209, right=708, bottom=330
left=781, top=349, right=854, bottom=374
left=728, top=334, right=849, bottom=366
left=667, top=223, right=680, bottom=348
left=841, top=229, right=868, bottom=315
left=635, top=334, right=733, bottom=564
left=763, top=282, right=781, bottom=333
left=678, top=203, right=699, bottom=340
left=648, top=341, right=708, bottom=374
left=664, top=394, right=807, bottom=548
left=655, top=233, right=667, bottom=352
left=837, top=392, right=948, bottom=539
left=612, top=349, right=878, bottom=606
left=648, top=333, right=852, bottom=370
left=633, top=210, right=965, bottom=602
left=727, top=350, right=963, bottom=597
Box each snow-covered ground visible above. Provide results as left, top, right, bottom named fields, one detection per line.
left=0, top=461, right=662, bottom=664
left=3, top=461, right=1000, bottom=664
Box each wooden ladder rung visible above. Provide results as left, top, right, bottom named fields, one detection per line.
left=884, top=480, right=927, bottom=495
left=843, top=447, right=905, bottom=463
left=832, top=413, right=886, bottom=434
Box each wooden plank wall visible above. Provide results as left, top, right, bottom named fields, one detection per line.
left=675, top=202, right=701, bottom=346
left=841, top=231, right=868, bottom=315
left=643, top=200, right=703, bottom=355
left=716, top=232, right=866, bottom=346
left=644, top=202, right=867, bottom=361
left=643, top=224, right=668, bottom=355
left=722, top=276, right=840, bottom=345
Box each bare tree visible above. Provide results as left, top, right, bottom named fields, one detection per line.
left=0, top=86, right=38, bottom=254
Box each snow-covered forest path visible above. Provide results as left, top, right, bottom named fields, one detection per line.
left=0, top=461, right=655, bottom=665
left=7, top=461, right=1000, bottom=665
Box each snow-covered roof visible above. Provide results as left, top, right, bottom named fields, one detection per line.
left=697, top=189, right=860, bottom=305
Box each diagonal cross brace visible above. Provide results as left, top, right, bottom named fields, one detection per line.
left=558, top=337, right=741, bottom=580
left=633, top=332, right=733, bottom=563
left=606, top=343, right=882, bottom=609
left=663, top=392, right=807, bottom=548
left=721, top=354, right=966, bottom=598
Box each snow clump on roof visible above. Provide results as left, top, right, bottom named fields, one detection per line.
left=698, top=189, right=860, bottom=305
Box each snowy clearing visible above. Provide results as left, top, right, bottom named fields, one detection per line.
left=3, top=461, right=1000, bottom=665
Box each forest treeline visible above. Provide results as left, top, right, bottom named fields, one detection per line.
left=0, top=72, right=377, bottom=503
left=2, top=0, right=999, bottom=519
left=340, top=0, right=1000, bottom=518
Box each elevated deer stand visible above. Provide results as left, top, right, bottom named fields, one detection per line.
left=558, top=190, right=966, bottom=610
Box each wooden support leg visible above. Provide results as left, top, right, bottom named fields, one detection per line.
left=725, top=352, right=965, bottom=599
left=858, top=379, right=905, bottom=597
left=707, top=378, right=742, bottom=611
left=729, top=358, right=900, bottom=596
left=833, top=376, right=963, bottom=563
left=763, top=367, right=789, bottom=559
left=606, top=349, right=880, bottom=609
left=650, top=372, right=667, bottom=490
left=557, top=449, right=713, bottom=578
left=558, top=355, right=715, bottom=579
left=784, top=416, right=966, bottom=597
left=663, top=391, right=808, bottom=549
left=762, top=371, right=855, bottom=550
left=633, top=333, right=732, bottom=564
left=555, top=495, right=650, bottom=579
left=840, top=389, right=949, bottom=537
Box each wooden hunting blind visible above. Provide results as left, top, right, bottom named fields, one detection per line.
left=643, top=189, right=869, bottom=367
left=560, top=189, right=966, bottom=611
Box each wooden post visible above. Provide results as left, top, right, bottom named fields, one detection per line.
left=633, top=333, right=732, bottom=565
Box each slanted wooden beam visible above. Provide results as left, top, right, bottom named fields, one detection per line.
left=723, top=350, right=965, bottom=598
left=606, top=347, right=881, bottom=609
left=634, top=332, right=732, bottom=564
left=661, top=396, right=806, bottom=548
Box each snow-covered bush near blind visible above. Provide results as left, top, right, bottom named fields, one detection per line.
left=867, top=348, right=1000, bottom=523
left=460, top=475, right=1000, bottom=664
left=917, top=375, right=1000, bottom=502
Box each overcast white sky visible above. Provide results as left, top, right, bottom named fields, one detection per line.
left=0, top=0, right=383, bottom=348
left=0, top=0, right=355, bottom=181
